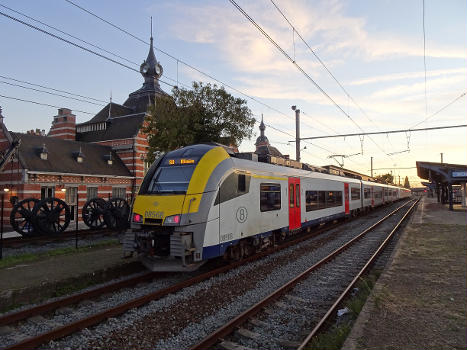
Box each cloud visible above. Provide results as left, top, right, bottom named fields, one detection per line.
left=348, top=68, right=467, bottom=86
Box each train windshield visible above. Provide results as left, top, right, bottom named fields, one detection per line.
left=147, top=165, right=196, bottom=194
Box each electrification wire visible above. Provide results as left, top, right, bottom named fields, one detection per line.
left=0, top=4, right=139, bottom=67
left=62, top=0, right=359, bottom=142
left=410, top=91, right=466, bottom=128
left=228, top=0, right=394, bottom=162
left=0, top=94, right=94, bottom=115
left=0, top=11, right=176, bottom=89
left=0, top=74, right=107, bottom=103
left=0, top=80, right=105, bottom=106
left=422, top=0, right=428, bottom=117
left=62, top=0, right=319, bottom=130
left=269, top=0, right=396, bottom=152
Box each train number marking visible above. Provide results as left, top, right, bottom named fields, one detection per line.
left=220, top=233, right=233, bottom=242
left=145, top=210, right=164, bottom=219
left=236, top=207, right=248, bottom=223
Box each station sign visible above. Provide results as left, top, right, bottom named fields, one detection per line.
left=451, top=170, right=467, bottom=178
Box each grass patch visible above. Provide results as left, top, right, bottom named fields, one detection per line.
left=0, top=239, right=119, bottom=269
left=305, top=270, right=382, bottom=350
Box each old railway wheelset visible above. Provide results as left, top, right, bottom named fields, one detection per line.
left=9, top=197, right=130, bottom=236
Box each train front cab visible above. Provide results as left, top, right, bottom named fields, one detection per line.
left=130, top=144, right=231, bottom=271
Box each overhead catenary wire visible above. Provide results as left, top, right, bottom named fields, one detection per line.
left=0, top=4, right=139, bottom=67
left=410, top=91, right=466, bottom=128
left=228, top=0, right=395, bottom=163
left=0, top=80, right=106, bottom=106
left=269, top=0, right=397, bottom=152
left=0, top=11, right=177, bottom=89
left=0, top=94, right=94, bottom=115
left=292, top=124, right=467, bottom=141
left=62, top=0, right=327, bottom=134
left=422, top=0, right=428, bottom=117
left=0, top=74, right=107, bottom=103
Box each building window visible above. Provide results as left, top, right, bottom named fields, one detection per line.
left=112, top=187, right=126, bottom=199
left=351, top=187, right=361, bottom=200
left=260, top=183, right=281, bottom=212
left=65, top=187, right=78, bottom=204
left=41, top=186, right=54, bottom=200
left=87, top=187, right=98, bottom=200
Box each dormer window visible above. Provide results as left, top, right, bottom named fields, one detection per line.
left=73, top=147, right=84, bottom=163
left=39, top=144, right=48, bottom=160
left=104, top=153, right=113, bottom=165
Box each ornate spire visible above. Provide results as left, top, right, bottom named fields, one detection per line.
left=123, top=19, right=166, bottom=113
left=259, top=114, right=265, bottom=137
left=139, top=17, right=163, bottom=81
left=255, top=114, right=269, bottom=146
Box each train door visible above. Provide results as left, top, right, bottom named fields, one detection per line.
left=344, top=183, right=350, bottom=215
left=288, top=177, right=301, bottom=230
left=371, top=186, right=374, bottom=207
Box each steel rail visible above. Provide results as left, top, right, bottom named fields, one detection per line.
left=2, top=210, right=348, bottom=350
left=0, top=271, right=159, bottom=327
left=297, top=198, right=419, bottom=349
left=190, top=199, right=415, bottom=350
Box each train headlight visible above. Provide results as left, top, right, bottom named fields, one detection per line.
left=133, top=213, right=143, bottom=223
left=164, top=214, right=181, bottom=225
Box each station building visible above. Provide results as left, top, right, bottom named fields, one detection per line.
left=0, top=35, right=166, bottom=228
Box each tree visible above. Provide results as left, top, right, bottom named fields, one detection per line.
left=143, top=82, right=255, bottom=163
left=403, top=176, right=410, bottom=188
left=375, top=173, right=394, bottom=184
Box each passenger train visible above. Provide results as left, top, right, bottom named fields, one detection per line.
left=125, top=144, right=411, bottom=271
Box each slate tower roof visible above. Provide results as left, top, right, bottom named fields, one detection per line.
left=123, top=35, right=167, bottom=113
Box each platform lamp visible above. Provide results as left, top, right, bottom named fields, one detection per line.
left=0, top=187, right=9, bottom=260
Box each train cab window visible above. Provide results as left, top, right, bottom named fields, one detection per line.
left=260, top=183, right=281, bottom=212
left=215, top=172, right=250, bottom=205
left=147, top=165, right=196, bottom=194
left=295, top=184, right=300, bottom=208
left=289, top=184, right=294, bottom=208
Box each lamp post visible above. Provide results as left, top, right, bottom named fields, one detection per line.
left=0, top=188, right=9, bottom=260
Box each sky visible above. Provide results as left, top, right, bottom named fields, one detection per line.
left=0, top=0, right=466, bottom=186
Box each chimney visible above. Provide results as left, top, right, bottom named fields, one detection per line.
left=48, top=108, right=76, bottom=140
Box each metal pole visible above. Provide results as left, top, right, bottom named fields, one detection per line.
left=440, top=153, right=443, bottom=163
left=0, top=192, right=3, bottom=260
left=295, top=108, right=300, bottom=162
left=75, top=189, right=79, bottom=249
left=370, top=157, right=373, bottom=177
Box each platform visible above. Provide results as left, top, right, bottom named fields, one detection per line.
left=343, top=195, right=467, bottom=349
left=0, top=245, right=142, bottom=312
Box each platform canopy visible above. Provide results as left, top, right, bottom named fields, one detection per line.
left=416, top=161, right=467, bottom=184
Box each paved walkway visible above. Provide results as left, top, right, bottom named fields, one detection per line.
left=343, top=195, right=467, bottom=349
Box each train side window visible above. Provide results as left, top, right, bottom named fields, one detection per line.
left=335, top=191, right=343, bottom=206
left=295, top=184, right=300, bottom=208
left=305, top=190, right=318, bottom=211
left=289, top=184, right=294, bottom=208
left=260, top=183, right=281, bottom=212
left=238, top=174, right=246, bottom=192
left=351, top=187, right=360, bottom=200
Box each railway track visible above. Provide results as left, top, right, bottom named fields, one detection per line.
left=0, top=200, right=412, bottom=350
left=191, top=199, right=418, bottom=350
left=0, top=214, right=347, bottom=350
